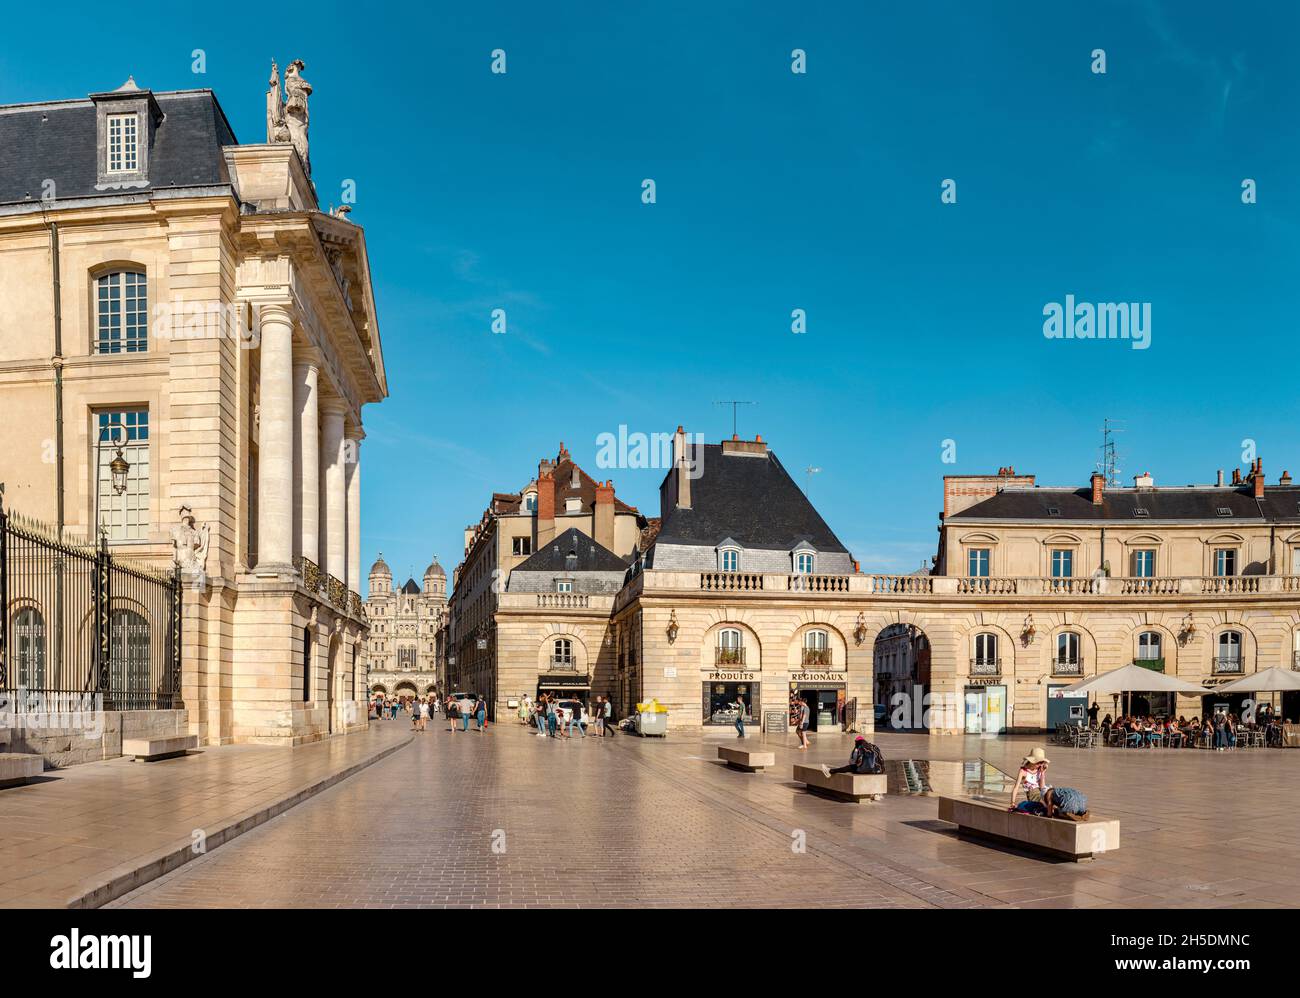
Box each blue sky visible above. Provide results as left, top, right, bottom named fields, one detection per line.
left=4, top=1, right=1297, bottom=586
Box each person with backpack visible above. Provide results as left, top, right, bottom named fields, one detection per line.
left=821, top=735, right=884, bottom=778
left=446, top=696, right=460, bottom=734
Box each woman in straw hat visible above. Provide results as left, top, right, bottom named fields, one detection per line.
left=1009, top=747, right=1050, bottom=810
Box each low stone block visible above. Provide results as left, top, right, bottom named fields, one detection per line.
left=0, top=753, right=44, bottom=787
left=121, top=735, right=198, bottom=762
left=718, top=746, right=776, bottom=772
left=793, top=764, right=886, bottom=802
left=937, top=796, right=1120, bottom=862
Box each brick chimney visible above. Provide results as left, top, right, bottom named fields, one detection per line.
left=672, top=426, right=692, bottom=510
left=594, top=479, right=615, bottom=551
left=1253, top=458, right=1265, bottom=499
left=536, top=468, right=556, bottom=546
left=1090, top=472, right=1105, bottom=505
left=1281, top=470, right=1293, bottom=487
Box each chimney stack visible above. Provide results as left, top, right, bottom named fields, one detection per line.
left=673, top=426, right=692, bottom=510
left=1090, top=472, right=1105, bottom=505
left=1217, top=469, right=1224, bottom=487
left=594, top=479, right=615, bottom=551
left=536, top=467, right=556, bottom=546
left=1232, top=468, right=1242, bottom=486
left=1280, top=470, right=1293, bottom=487
left=1253, top=458, right=1265, bottom=499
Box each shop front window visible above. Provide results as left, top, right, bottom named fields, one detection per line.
left=704, top=681, right=759, bottom=725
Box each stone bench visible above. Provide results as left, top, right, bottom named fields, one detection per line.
left=718, top=746, right=776, bottom=772
left=0, top=753, right=45, bottom=788
left=122, top=735, right=198, bottom=762
left=938, top=796, right=1120, bottom=862
left=793, top=764, right=886, bottom=802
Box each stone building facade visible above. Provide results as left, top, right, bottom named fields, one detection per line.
left=0, top=71, right=386, bottom=752
left=445, top=444, right=649, bottom=716
left=364, top=556, right=446, bottom=700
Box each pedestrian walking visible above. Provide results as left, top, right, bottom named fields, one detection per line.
left=410, top=698, right=422, bottom=731
left=447, top=697, right=460, bottom=734
left=733, top=696, right=746, bottom=738
left=593, top=696, right=606, bottom=737
left=547, top=701, right=558, bottom=738
left=603, top=696, right=616, bottom=738
left=474, top=696, right=487, bottom=733
left=568, top=703, right=585, bottom=738
left=796, top=697, right=811, bottom=749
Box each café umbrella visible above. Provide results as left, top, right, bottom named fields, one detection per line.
left=1210, top=667, right=1300, bottom=694
left=1057, top=663, right=1213, bottom=717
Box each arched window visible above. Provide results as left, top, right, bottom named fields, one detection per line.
left=13, top=607, right=46, bottom=690
left=553, top=638, right=573, bottom=666
left=972, top=633, right=999, bottom=674
left=794, top=552, right=815, bottom=574
left=109, top=609, right=150, bottom=706
left=717, top=628, right=744, bottom=665
left=1215, top=631, right=1242, bottom=674
left=95, top=270, right=148, bottom=353
left=1055, top=632, right=1081, bottom=674
left=1137, top=631, right=1162, bottom=663
left=803, top=628, right=830, bottom=667
left=524, top=491, right=537, bottom=513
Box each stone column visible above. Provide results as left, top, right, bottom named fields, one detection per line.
left=320, top=398, right=349, bottom=584
left=293, top=350, right=321, bottom=565
left=256, top=303, right=295, bottom=572
left=345, top=426, right=363, bottom=595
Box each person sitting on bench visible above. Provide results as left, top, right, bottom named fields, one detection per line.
left=820, top=735, right=884, bottom=778
left=1043, top=786, right=1089, bottom=820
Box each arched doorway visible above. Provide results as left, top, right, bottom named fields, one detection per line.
left=872, top=623, right=931, bottom=731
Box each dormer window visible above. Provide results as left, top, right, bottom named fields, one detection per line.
left=719, top=548, right=740, bottom=572
left=794, top=551, right=815, bottom=574
left=106, top=113, right=139, bottom=173
left=524, top=492, right=537, bottom=513
left=564, top=497, right=581, bottom=514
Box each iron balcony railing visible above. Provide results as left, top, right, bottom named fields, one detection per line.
left=1051, top=658, right=1083, bottom=676
left=715, top=647, right=746, bottom=666
left=801, top=647, right=832, bottom=667
left=970, top=657, right=1001, bottom=676
left=1212, top=656, right=1244, bottom=675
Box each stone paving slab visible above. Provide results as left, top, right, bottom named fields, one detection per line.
left=114, top=721, right=1300, bottom=909
left=0, top=723, right=412, bottom=908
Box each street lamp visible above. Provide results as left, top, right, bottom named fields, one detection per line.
left=93, top=420, right=130, bottom=540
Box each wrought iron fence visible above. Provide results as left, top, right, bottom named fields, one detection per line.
left=0, top=497, right=182, bottom=713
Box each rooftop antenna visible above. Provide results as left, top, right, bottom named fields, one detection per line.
left=1097, top=418, right=1125, bottom=488
left=713, top=400, right=756, bottom=437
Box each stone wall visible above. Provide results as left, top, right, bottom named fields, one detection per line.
left=4, top=709, right=188, bottom=769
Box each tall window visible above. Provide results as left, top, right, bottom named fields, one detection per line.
left=794, top=552, right=814, bottom=574
left=973, top=632, right=998, bottom=671
left=553, top=638, right=572, bottom=665
left=302, top=627, right=312, bottom=702
left=13, top=608, right=46, bottom=690
left=720, top=548, right=739, bottom=572
left=1137, top=631, right=1162, bottom=661
left=967, top=548, right=990, bottom=577
left=803, top=628, right=829, bottom=666
left=717, top=627, right=744, bottom=665
left=1056, top=631, right=1080, bottom=665
left=109, top=609, right=150, bottom=702
left=1132, top=549, right=1156, bottom=578
left=1216, top=631, right=1242, bottom=673
left=106, top=112, right=139, bottom=172
left=524, top=492, right=537, bottom=512
left=1050, top=549, right=1073, bottom=578
left=1214, top=548, right=1237, bottom=577
left=95, top=270, right=148, bottom=353
left=512, top=537, right=532, bottom=556
left=96, top=409, right=150, bottom=540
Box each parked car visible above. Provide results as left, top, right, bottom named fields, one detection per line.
left=552, top=699, right=589, bottom=728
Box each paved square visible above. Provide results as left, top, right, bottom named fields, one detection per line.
left=109, top=720, right=1300, bottom=908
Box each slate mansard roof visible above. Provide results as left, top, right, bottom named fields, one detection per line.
left=0, top=89, right=237, bottom=206
left=951, top=485, right=1300, bottom=523
left=654, top=444, right=850, bottom=553
left=513, top=527, right=630, bottom=574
